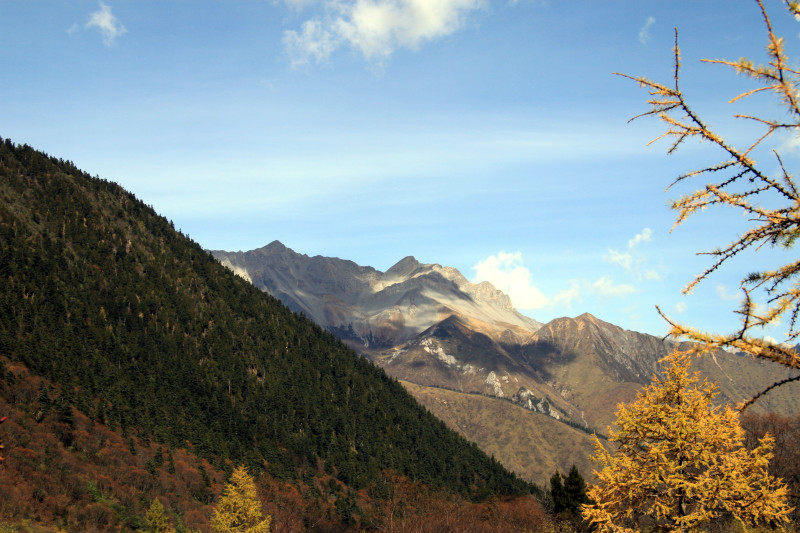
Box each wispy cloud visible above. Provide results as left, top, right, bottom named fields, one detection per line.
left=604, top=228, right=660, bottom=282
left=638, top=15, right=655, bottom=45
left=591, top=276, right=636, bottom=298
left=552, top=280, right=582, bottom=309
left=716, top=284, right=739, bottom=301
left=86, top=2, right=127, bottom=46
left=644, top=269, right=661, bottom=281
left=283, top=0, right=486, bottom=67
left=627, top=227, right=652, bottom=249
left=547, top=276, right=636, bottom=312
left=472, top=251, right=548, bottom=310
left=606, top=249, right=632, bottom=270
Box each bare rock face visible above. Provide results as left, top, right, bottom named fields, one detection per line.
left=211, top=241, right=542, bottom=352
left=512, top=387, right=561, bottom=420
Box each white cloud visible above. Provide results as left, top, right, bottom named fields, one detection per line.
left=604, top=228, right=659, bottom=281
left=674, top=302, right=687, bottom=313
left=644, top=269, right=661, bottom=281
left=638, top=15, right=655, bottom=45
left=552, top=281, right=582, bottom=310
left=548, top=276, right=635, bottom=311
left=590, top=276, right=636, bottom=298
left=627, top=227, right=653, bottom=250
left=472, top=251, right=548, bottom=310
left=284, top=0, right=486, bottom=66
left=716, top=284, right=739, bottom=301
left=86, top=2, right=127, bottom=46
left=284, top=19, right=339, bottom=65
left=778, top=132, right=800, bottom=154
left=605, top=249, right=632, bottom=270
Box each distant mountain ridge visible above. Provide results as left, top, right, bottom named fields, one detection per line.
left=214, top=241, right=800, bottom=485
left=212, top=241, right=542, bottom=352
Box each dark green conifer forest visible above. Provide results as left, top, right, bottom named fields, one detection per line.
left=0, top=137, right=533, bottom=499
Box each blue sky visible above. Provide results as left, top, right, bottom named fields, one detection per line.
left=2, top=0, right=798, bottom=340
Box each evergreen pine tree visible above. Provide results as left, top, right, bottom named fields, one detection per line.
left=563, top=465, right=589, bottom=512
left=550, top=471, right=569, bottom=514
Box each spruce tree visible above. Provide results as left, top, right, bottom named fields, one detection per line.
left=563, top=465, right=588, bottom=512
left=550, top=471, right=569, bottom=514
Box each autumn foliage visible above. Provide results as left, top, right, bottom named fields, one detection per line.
left=741, top=411, right=800, bottom=524
left=0, top=357, right=560, bottom=532
left=0, top=358, right=225, bottom=531
left=582, top=352, right=791, bottom=532
left=210, top=466, right=271, bottom=533
left=0, top=414, right=6, bottom=463
left=618, top=0, right=800, bottom=401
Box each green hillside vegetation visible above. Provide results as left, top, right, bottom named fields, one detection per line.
left=0, top=139, right=533, bottom=504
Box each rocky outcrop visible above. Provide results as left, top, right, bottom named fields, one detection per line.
left=511, top=387, right=561, bottom=419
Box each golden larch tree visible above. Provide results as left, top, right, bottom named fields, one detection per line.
left=617, top=0, right=800, bottom=405
left=144, top=497, right=175, bottom=533
left=582, top=351, right=791, bottom=532
left=210, top=465, right=272, bottom=533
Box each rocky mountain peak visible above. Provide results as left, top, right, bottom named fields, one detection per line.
left=211, top=243, right=543, bottom=351
left=265, top=239, right=288, bottom=252
left=385, top=256, right=422, bottom=276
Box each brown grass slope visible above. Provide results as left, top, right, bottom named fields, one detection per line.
left=402, top=381, right=597, bottom=487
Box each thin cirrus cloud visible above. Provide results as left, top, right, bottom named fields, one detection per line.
left=283, top=0, right=486, bottom=66
left=627, top=227, right=652, bottom=249
left=83, top=2, right=127, bottom=46
left=716, top=284, right=739, bottom=301
left=638, top=15, right=655, bottom=45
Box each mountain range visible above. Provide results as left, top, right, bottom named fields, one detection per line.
left=213, top=240, right=542, bottom=351
left=213, top=241, right=800, bottom=484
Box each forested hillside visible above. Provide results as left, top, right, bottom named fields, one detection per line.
left=0, top=138, right=535, bottom=529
